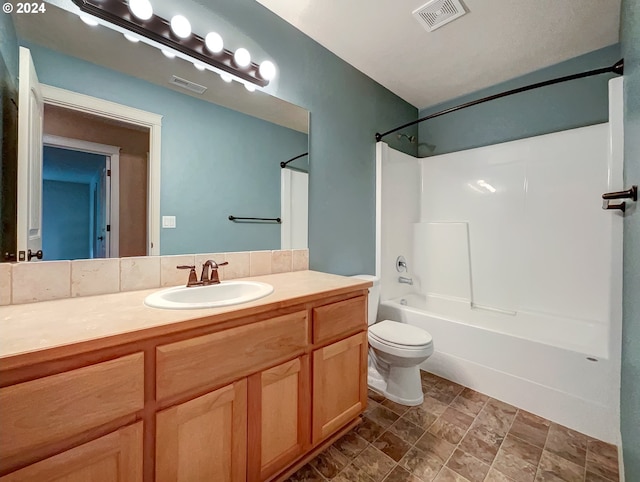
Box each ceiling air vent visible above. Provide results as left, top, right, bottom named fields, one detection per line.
left=169, top=75, right=207, bottom=94
left=412, top=0, right=467, bottom=32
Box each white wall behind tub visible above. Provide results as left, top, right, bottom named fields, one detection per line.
left=419, top=123, right=614, bottom=357
left=376, top=143, right=420, bottom=300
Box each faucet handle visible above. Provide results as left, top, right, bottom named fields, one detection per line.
left=177, top=265, right=198, bottom=286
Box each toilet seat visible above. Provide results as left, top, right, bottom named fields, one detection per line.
left=368, top=320, right=433, bottom=348
left=369, top=332, right=432, bottom=351
left=368, top=320, right=433, bottom=359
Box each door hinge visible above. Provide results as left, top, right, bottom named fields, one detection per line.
left=106, top=224, right=111, bottom=232
left=107, top=169, right=111, bottom=176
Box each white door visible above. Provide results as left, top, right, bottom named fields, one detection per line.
left=16, top=47, right=44, bottom=261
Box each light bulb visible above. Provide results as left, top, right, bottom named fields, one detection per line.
left=162, top=49, right=176, bottom=59
left=205, top=32, right=223, bottom=54
left=259, top=60, right=276, bottom=81
left=128, top=0, right=153, bottom=21
left=124, top=33, right=140, bottom=43
left=244, top=83, right=256, bottom=92
left=234, top=48, right=251, bottom=68
left=80, top=15, right=99, bottom=26
left=194, top=63, right=206, bottom=71
left=170, top=15, right=191, bottom=39
left=220, top=73, right=233, bottom=83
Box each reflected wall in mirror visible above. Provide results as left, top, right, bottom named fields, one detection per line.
left=2, top=2, right=310, bottom=262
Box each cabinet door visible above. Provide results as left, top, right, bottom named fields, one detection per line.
left=156, top=380, right=247, bottom=482
left=247, top=357, right=310, bottom=481
left=0, top=423, right=142, bottom=482
left=312, top=331, right=368, bottom=444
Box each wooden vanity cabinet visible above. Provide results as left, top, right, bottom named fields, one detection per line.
left=156, top=380, right=247, bottom=482
left=311, top=332, right=368, bottom=444
left=153, top=294, right=368, bottom=482
left=0, top=282, right=370, bottom=482
left=247, top=356, right=311, bottom=482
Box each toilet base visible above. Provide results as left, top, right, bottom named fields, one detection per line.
left=368, top=362, right=424, bottom=407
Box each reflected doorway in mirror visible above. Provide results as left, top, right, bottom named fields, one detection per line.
left=41, top=136, right=120, bottom=261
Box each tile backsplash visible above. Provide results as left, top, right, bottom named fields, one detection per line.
left=12, top=261, right=71, bottom=304
left=0, top=249, right=309, bottom=306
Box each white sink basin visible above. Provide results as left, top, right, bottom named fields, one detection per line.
left=144, top=281, right=274, bottom=310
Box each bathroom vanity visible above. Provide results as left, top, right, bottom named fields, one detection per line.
left=0, top=271, right=372, bottom=482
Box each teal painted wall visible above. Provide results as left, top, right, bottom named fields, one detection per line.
left=417, top=44, right=621, bottom=156
left=187, top=0, right=418, bottom=275
left=42, top=147, right=104, bottom=261
left=22, top=42, right=309, bottom=254
left=620, top=0, right=640, bottom=479
left=43, top=180, right=91, bottom=260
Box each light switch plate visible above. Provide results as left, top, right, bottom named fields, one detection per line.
left=162, top=216, right=176, bottom=228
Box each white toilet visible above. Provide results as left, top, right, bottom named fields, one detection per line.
left=352, top=275, right=434, bottom=406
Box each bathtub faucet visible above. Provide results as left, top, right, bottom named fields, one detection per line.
left=398, top=276, right=413, bottom=285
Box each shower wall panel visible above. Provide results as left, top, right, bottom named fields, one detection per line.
left=420, top=123, right=613, bottom=343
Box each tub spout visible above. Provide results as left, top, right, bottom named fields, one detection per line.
left=398, top=276, right=413, bottom=285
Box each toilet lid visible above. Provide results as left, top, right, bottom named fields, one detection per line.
left=369, top=320, right=433, bottom=347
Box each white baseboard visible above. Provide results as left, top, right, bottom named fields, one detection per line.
left=421, top=351, right=620, bottom=444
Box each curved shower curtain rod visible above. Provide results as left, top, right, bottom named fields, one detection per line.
left=280, top=152, right=309, bottom=169
left=375, top=59, right=624, bottom=142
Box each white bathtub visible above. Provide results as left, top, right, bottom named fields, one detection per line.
left=378, top=294, right=619, bottom=443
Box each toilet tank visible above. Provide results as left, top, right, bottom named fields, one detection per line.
left=350, top=275, right=380, bottom=326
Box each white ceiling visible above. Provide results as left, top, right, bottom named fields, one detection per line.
left=255, top=0, right=621, bottom=109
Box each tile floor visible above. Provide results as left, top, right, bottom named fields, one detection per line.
left=287, top=371, right=619, bottom=482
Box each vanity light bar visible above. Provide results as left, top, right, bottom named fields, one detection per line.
left=70, top=0, right=270, bottom=87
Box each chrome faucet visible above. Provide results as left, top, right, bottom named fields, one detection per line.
left=398, top=276, right=413, bottom=285
left=177, top=260, right=229, bottom=287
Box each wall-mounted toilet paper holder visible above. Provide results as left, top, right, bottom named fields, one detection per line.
left=602, top=185, right=637, bottom=213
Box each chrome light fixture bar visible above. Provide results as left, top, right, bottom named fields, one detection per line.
left=71, top=0, right=270, bottom=87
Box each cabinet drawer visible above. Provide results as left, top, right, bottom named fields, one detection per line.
left=156, top=311, right=308, bottom=401
left=0, top=353, right=144, bottom=465
left=0, top=423, right=143, bottom=482
left=312, top=296, right=367, bottom=344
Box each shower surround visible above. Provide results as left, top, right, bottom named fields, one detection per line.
left=375, top=79, right=624, bottom=444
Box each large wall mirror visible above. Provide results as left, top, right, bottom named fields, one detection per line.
left=1, top=2, right=309, bottom=262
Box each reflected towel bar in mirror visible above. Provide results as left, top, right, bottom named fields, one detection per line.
left=228, top=216, right=282, bottom=224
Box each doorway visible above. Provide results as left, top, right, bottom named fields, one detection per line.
left=42, top=105, right=151, bottom=259
left=42, top=138, right=119, bottom=260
